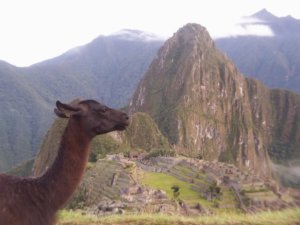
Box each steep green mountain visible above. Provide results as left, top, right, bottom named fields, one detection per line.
left=32, top=111, right=169, bottom=176
left=129, top=23, right=300, bottom=179
left=268, top=89, right=300, bottom=168
left=0, top=31, right=163, bottom=171
left=0, top=61, right=52, bottom=171
left=215, top=9, right=300, bottom=93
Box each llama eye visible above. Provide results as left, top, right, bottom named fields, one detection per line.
left=97, top=107, right=107, bottom=114
left=102, top=107, right=108, bottom=113
left=95, top=107, right=108, bottom=115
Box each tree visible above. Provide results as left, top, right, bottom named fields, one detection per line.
left=171, top=185, right=180, bottom=199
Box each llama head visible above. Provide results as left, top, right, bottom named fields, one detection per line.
left=54, top=99, right=129, bottom=137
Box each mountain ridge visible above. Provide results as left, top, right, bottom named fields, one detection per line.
left=247, top=8, right=300, bottom=37
left=0, top=32, right=163, bottom=171
left=129, top=23, right=300, bottom=179
left=251, top=9, right=279, bottom=21
left=216, top=9, right=300, bottom=94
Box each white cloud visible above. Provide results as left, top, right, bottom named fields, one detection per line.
left=211, top=17, right=274, bottom=38
left=111, top=30, right=164, bottom=42
left=235, top=24, right=273, bottom=37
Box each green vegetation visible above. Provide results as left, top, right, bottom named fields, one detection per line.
left=143, top=147, right=176, bottom=159
left=124, top=112, right=170, bottom=152
left=140, top=163, right=242, bottom=212
left=141, top=171, right=201, bottom=204
left=171, top=184, right=181, bottom=199
left=139, top=170, right=223, bottom=209
left=268, top=141, right=297, bottom=165
left=90, top=135, right=130, bottom=161
left=33, top=112, right=172, bottom=176
left=58, top=210, right=98, bottom=224
left=0, top=65, right=52, bottom=171
left=69, top=160, right=131, bottom=209
left=58, top=208, right=300, bottom=225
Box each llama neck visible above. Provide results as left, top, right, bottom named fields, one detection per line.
left=38, top=119, right=91, bottom=210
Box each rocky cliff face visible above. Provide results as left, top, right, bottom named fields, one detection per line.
left=268, top=89, right=300, bottom=168
left=129, top=24, right=300, bottom=178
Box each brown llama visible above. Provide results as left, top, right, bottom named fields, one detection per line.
left=0, top=99, right=129, bottom=225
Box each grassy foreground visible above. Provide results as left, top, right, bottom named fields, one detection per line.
left=58, top=207, right=300, bottom=225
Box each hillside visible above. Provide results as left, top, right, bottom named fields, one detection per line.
left=216, top=9, right=300, bottom=93
left=0, top=61, right=52, bottom=171
left=129, top=23, right=300, bottom=180
left=0, top=31, right=163, bottom=171
left=32, top=110, right=169, bottom=176
left=70, top=155, right=299, bottom=214
left=33, top=115, right=298, bottom=214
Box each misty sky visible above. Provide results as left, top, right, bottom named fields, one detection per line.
left=0, top=0, right=300, bottom=67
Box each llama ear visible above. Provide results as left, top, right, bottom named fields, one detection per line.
left=54, top=101, right=82, bottom=118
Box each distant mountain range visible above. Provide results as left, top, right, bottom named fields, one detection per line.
left=0, top=31, right=163, bottom=171
left=216, top=9, right=300, bottom=93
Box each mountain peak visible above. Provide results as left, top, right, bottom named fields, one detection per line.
left=175, top=23, right=210, bottom=41
left=251, top=8, right=278, bottom=21
left=129, top=22, right=276, bottom=177
left=167, top=23, right=214, bottom=54
left=247, top=9, right=300, bottom=37
left=177, top=23, right=207, bottom=34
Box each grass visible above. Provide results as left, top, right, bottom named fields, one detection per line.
left=140, top=171, right=203, bottom=204
left=173, top=165, right=210, bottom=185
left=58, top=210, right=99, bottom=224
left=244, top=190, right=278, bottom=201
left=57, top=207, right=300, bottom=225
left=139, top=171, right=239, bottom=210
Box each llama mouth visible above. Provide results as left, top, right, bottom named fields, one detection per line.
left=115, top=124, right=128, bottom=131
